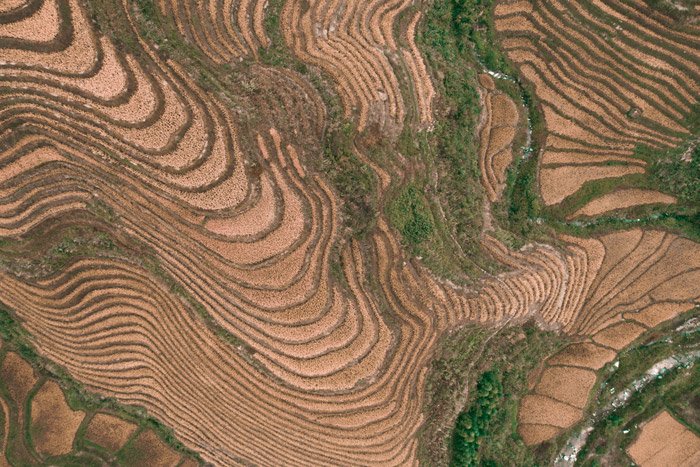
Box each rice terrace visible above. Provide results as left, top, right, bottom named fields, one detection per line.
left=0, top=0, right=698, bottom=464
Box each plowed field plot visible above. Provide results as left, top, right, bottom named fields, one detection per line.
left=627, top=411, right=700, bottom=466
left=0, top=338, right=200, bottom=465
left=0, top=0, right=697, bottom=464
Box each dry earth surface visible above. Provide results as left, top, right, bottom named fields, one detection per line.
left=0, top=338, right=200, bottom=465
left=627, top=410, right=700, bottom=466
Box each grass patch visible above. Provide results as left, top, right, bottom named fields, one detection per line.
left=497, top=121, right=700, bottom=245
left=450, top=0, right=512, bottom=73
left=642, top=0, right=699, bottom=23
left=391, top=0, right=516, bottom=280
left=579, top=364, right=699, bottom=466
left=322, top=122, right=378, bottom=238
left=648, top=141, right=700, bottom=205
left=0, top=226, right=121, bottom=280
left=419, top=326, right=490, bottom=465
left=387, top=184, right=434, bottom=246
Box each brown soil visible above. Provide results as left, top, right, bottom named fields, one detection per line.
left=84, top=412, right=138, bottom=452
left=404, top=11, right=435, bottom=126
left=0, top=0, right=29, bottom=13
left=30, top=381, right=84, bottom=457
left=1, top=353, right=37, bottom=406
left=479, top=82, right=519, bottom=201
left=126, top=430, right=182, bottom=467
left=519, top=394, right=582, bottom=427
left=179, top=457, right=199, bottom=467
left=570, top=189, right=676, bottom=218
left=518, top=423, right=561, bottom=446
left=0, top=0, right=698, bottom=463
left=0, top=0, right=59, bottom=41
left=495, top=0, right=697, bottom=209
left=627, top=411, right=700, bottom=466
left=0, top=394, right=9, bottom=463
left=626, top=302, right=696, bottom=328
left=280, top=0, right=433, bottom=132
left=547, top=342, right=616, bottom=370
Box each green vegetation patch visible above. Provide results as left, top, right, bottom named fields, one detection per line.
left=419, top=326, right=491, bottom=465
left=642, top=0, right=699, bottom=23
left=322, top=122, right=378, bottom=237
left=390, top=0, right=508, bottom=279
left=449, top=0, right=512, bottom=73
left=648, top=141, right=700, bottom=205
left=388, top=184, right=434, bottom=246
left=451, top=370, right=502, bottom=466
left=419, top=322, right=565, bottom=466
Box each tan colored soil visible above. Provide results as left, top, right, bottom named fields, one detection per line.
left=626, top=302, right=696, bottom=328
left=534, top=366, right=596, bottom=408
left=494, top=0, right=533, bottom=17
left=496, top=0, right=697, bottom=216
left=179, top=457, right=199, bottom=467
left=204, top=173, right=277, bottom=237
left=0, top=145, right=63, bottom=182
left=253, top=0, right=270, bottom=48
left=3, top=0, right=98, bottom=75
left=0, top=0, right=59, bottom=41
left=543, top=134, right=637, bottom=157
left=519, top=394, right=582, bottom=428
left=592, top=321, right=646, bottom=350
left=627, top=411, right=700, bottom=466
left=0, top=0, right=28, bottom=13
left=518, top=423, right=561, bottom=446
left=547, top=342, right=616, bottom=370
left=280, top=0, right=424, bottom=131
left=403, top=11, right=435, bottom=125
left=570, top=189, right=676, bottom=218
left=540, top=165, right=645, bottom=205
left=0, top=394, right=9, bottom=458
left=542, top=150, right=643, bottom=166
left=237, top=0, right=257, bottom=53
left=525, top=2, right=690, bottom=134
left=2, top=0, right=700, bottom=463
left=84, top=412, right=137, bottom=452
left=30, top=380, right=84, bottom=457
left=479, top=85, right=519, bottom=201
left=478, top=73, right=495, bottom=90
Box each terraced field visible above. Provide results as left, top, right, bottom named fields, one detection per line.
left=0, top=337, right=200, bottom=465
left=0, top=0, right=698, bottom=465
left=628, top=411, right=700, bottom=466
left=494, top=0, right=699, bottom=211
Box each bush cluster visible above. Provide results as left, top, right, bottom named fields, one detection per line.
left=451, top=370, right=503, bottom=466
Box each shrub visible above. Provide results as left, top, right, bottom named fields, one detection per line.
left=451, top=371, right=503, bottom=466
left=388, top=185, right=434, bottom=245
